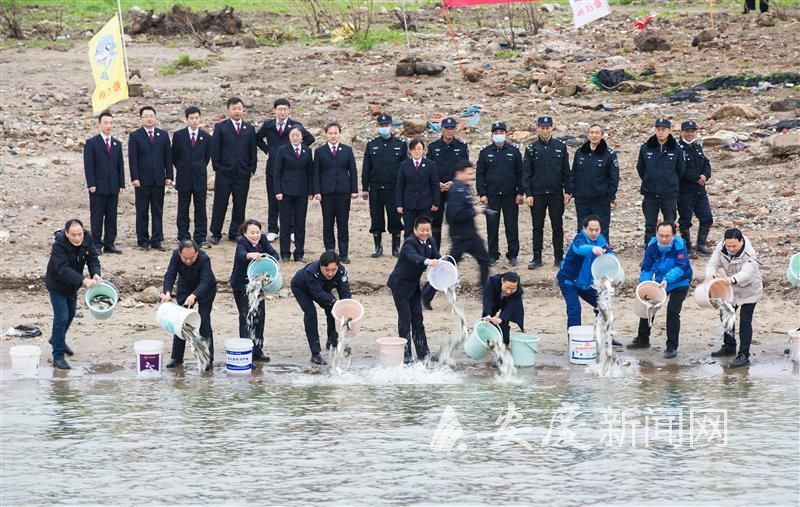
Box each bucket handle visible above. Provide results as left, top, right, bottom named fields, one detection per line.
left=524, top=340, right=539, bottom=354
left=440, top=255, right=456, bottom=265
left=93, top=279, right=121, bottom=301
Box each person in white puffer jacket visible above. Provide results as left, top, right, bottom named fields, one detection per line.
left=704, top=228, right=763, bottom=368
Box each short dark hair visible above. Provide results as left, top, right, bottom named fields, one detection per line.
left=273, top=98, right=290, bottom=109
left=319, top=250, right=340, bottom=267
left=657, top=221, right=677, bottom=234
left=178, top=239, right=199, bottom=253
left=64, top=218, right=84, bottom=232
left=238, top=218, right=262, bottom=236
left=226, top=97, right=243, bottom=108
left=724, top=228, right=743, bottom=241
left=325, top=121, right=341, bottom=133
left=414, top=215, right=432, bottom=228
left=185, top=106, right=201, bottom=118
left=589, top=124, right=603, bottom=132
left=139, top=106, right=156, bottom=117
left=501, top=271, right=520, bottom=284
left=453, top=160, right=474, bottom=173
left=409, top=138, right=425, bottom=151
left=582, top=215, right=602, bottom=228
left=98, top=111, right=113, bottom=122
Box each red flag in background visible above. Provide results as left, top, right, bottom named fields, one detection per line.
left=444, top=0, right=537, bottom=7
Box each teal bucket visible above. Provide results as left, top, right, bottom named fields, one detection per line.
left=464, top=321, right=502, bottom=360
left=787, top=252, right=800, bottom=288
left=84, top=281, right=119, bottom=320
left=246, top=255, right=283, bottom=295
left=510, top=335, right=540, bottom=367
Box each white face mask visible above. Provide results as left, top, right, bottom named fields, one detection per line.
left=492, top=134, right=506, bottom=145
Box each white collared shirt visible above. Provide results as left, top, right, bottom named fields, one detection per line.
left=231, top=119, right=242, bottom=130
left=188, top=128, right=199, bottom=138
left=329, top=143, right=338, bottom=153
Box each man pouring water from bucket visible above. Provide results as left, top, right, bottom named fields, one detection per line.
left=45, top=219, right=103, bottom=369
left=482, top=272, right=524, bottom=348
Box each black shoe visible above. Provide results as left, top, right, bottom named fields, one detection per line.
left=403, top=351, right=414, bottom=365
left=294, top=256, right=306, bottom=263
left=371, top=234, right=383, bottom=258
left=392, top=234, right=401, bottom=257
left=281, top=256, right=291, bottom=262
left=489, top=258, right=498, bottom=267
left=103, top=245, right=123, bottom=254
left=528, top=258, right=543, bottom=270
left=711, top=345, right=737, bottom=357
left=200, top=241, right=211, bottom=249
left=209, top=237, right=221, bottom=245
left=311, top=353, right=327, bottom=365
left=53, top=357, right=71, bottom=369
left=166, top=359, right=183, bottom=368
left=151, top=244, right=166, bottom=251
left=253, top=349, right=270, bottom=362
left=204, top=362, right=213, bottom=372
left=663, top=349, right=677, bottom=359
left=627, top=339, right=651, bottom=349
left=729, top=353, right=750, bottom=368
left=48, top=339, right=74, bottom=356
left=138, top=245, right=149, bottom=251
left=228, top=235, right=238, bottom=242
left=612, top=339, right=622, bottom=347
left=785, top=348, right=792, bottom=355
left=422, top=297, right=433, bottom=311
left=340, top=256, right=351, bottom=264
left=508, top=257, right=518, bottom=267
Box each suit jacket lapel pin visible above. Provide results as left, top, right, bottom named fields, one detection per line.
left=156, top=132, right=160, bottom=136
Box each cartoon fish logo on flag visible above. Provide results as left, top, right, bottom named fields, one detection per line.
left=94, top=35, right=117, bottom=80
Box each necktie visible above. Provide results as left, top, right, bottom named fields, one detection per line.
left=279, top=122, right=284, bottom=135
left=105, top=138, right=110, bottom=153
left=415, top=160, right=420, bottom=170
left=236, top=122, right=241, bottom=135
left=295, top=147, right=300, bottom=158
left=148, top=131, right=154, bottom=143
left=191, top=132, right=196, bottom=148
left=331, top=145, right=336, bottom=157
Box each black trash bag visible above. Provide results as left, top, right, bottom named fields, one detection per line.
left=593, top=69, right=635, bottom=90
left=8, top=324, right=42, bottom=338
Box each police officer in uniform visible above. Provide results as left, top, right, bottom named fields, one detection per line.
left=636, top=118, right=686, bottom=248
left=362, top=115, right=407, bottom=257
left=677, top=120, right=713, bottom=258
left=476, top=121, right=524, bottom=267
left=570, top=124, right=619, bottom=242
left=523, top=115, right=572, bottom=269
left=426, top=117, right=469, bottom=251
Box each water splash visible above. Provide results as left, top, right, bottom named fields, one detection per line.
left=711, top=298, right=736, bottom=336
left=588, top=278, right=634, bottom=378
left=488, top=341, right=518, bottom=380
left=329, top=317, right=353, bottom=374
left=437, top=286, right=469, bottom=367
left=245, top=272, right=271, bottom=350
left=179, top=322, right=211, bottom=372
left=289, top=362, right=464, bottom=385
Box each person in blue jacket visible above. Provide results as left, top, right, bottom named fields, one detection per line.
left=556, top=215, right=621, bottom=347
left=387, top=215, right=440, bottom=363
left=627, top=221, right=693, bottom=358
left=229, top=219, right=279, bottom=363
left=482, top=271, right=524, bottom=346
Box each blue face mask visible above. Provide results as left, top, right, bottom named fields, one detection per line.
left=492, top=134, right=506, bottom=144
left=657, top=242, right=672, bottom=253
left=378, top=127, right=391, bottom=137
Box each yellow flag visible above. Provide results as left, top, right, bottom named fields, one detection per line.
left=88, top=15, right=128, bottom=114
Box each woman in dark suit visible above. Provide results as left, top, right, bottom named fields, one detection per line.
left=274, top=128, right=314, bottom=262
left=229, top=218, right=279, bottom=362
left=396, top=138, right=440, bottom=239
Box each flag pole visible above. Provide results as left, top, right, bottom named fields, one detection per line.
left=401, top=0, right=411, bottom=56
left=117, top=0, right=130, bottom=78
left=442, top=0, right=466, bottom=79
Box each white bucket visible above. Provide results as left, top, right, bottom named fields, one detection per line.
left=693, top=279, right=734, bottom=309
left=632, top=281, right=667, bottom=319
left=9, top=345, right=41, bottom=378
left=789, top=329, right=800, bottom=364
left=376, top=337, right=407, bottom=367
left=569, top=325, right=596, bottom=365
left=427, top=256, right=459, bottom=291
left=226, top=338, right=253, bottom=374
left=134, top=340, right=163, bottom=378
left=155, top=302, right=201, bottom=336
left=332, top=299, right=365, bottom=337
left=591, top=254, right=625, bottom=286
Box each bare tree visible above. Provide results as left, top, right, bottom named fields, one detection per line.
left=0, top=1, right=25, bottom=39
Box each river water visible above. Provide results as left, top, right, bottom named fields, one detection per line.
left=1, top=360, right=798, bottom=505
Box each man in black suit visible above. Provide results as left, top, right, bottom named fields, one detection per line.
left=256, top=98, right=315, bottom=241
left=209, top=97, right=257, bottom=245
left=172, top=106, right=212, bottom=246
left=129, top=106, right=172, bottom=251
left=274, top=127, right=313, bottom=261
left=83, top=111, right=125, bottom=254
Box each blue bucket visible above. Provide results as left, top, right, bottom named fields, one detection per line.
left=84, top=281, right=119, bottom=320
left=464, top=321, right=502, bottom=360
left=246, top=255, right=282, bottom=295
left=510, top=335, right=540, bottom=367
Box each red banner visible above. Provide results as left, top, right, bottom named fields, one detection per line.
left=443, top=0, right=537, bottom=7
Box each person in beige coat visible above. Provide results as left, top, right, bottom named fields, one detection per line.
left=704, top=228, right=763, bottom=368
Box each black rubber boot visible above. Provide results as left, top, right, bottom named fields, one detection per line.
left=371, top=233, right=383, bottom=258
left=528, top=251, right=543, bottom=270
left=391, top=234, right=401, bottom=257
left=680, top=229, right=696, bottom=259
left=696, top=225, right=713, bottom=255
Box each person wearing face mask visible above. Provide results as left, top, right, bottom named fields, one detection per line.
left=677, top=120, right=713, bottom=258
left=704, top=228, right=763, bottom=368
left=477, top=121, right=524, bottom=267
left=45, top=219, right=103, bottom=369
left=362, top=115, right=407, bottom=258
left=388, top=215, right=441, bottom=363
left=274, top=127, right=313, bottom=262
left=229, top=219, right=279, bottom=363
left=570, top=124, right=619, bottom=243
left=313, top=122, right=358, bottom=264
left=426, top=117, right=470, bottom=252
left=628, top=221, right=693, bottom=358
left=636, top=118, right=686, bottom=249
left=291, top=250, right=352, bottom=365
left=522, top=115, right=572, bottom=269
left=482, top=271, right=524, bottom=348
left=396, top=138, right=440, bottom=239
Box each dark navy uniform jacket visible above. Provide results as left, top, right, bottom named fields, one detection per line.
left=84, top=134, right=125, bottom=195
left=482, top=273, right=525, bottom=332
left=678, top=138, right=711, bottom=195
left=291, top=261, right=352, bottom=310
left=274, top=143, right=313, bottom=196
left=128, top=126, right=172, bottom=186
left=163, top=249, right=217, bottom=302
left=362, top=135, right=407, bottom=190
left=636, top=135, right=686, bottom=197
left=522, top=137, right=572, bottom=196
left=313, top=144, right=358, bottom=195
left=476, top=142, right=523, bottom=196
left=45, top=231, right=101, bottom=296
left=255, top=118, right=315, bottom=172
left=229, top=234, right=279, bottom=291
left=446, top=180, right=478, bottom=241
left=211, top=119, right=257, bottom=176
left=387, top=235, right=440, bottom=297
left=396, top=157, right=440, bottom=210
left=171, top=127, right=211, bottom=193
left=427, top=138, right=469, bottom=184
left=570, top=139, right=619, bottom=202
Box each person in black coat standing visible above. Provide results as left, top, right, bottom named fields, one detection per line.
left=570, top=125, right=619, bottom=243
left=229, top=219, right=279, bottom=362
left=274, top=127, right=313, bottom=261
left=45, top=219, right=102, bottom=369
left=160, top=240, right=217, bottom=369
left=84, top=111, right=125, bottom=254
left=677, top=120, right=713, bottom=258
left=482, top=271, right=525, bottom=346
left=387, top=215, right=441, bottom=363
left=396, top=138, right=440, bottom=239
left=313, top=122, right=358, bottom=263
left=209, top=97, right=257, bottom=245
left=426, top=117, right=469, bottom=252
left=172, top=106, right=212, bottom=245
left=128, top=106, right=172, bottom=251
left=256, top=98, right=315, bottom=240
